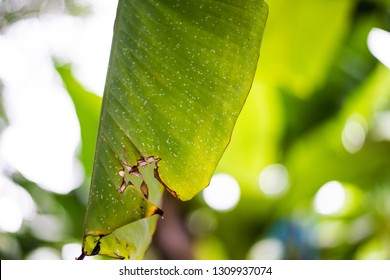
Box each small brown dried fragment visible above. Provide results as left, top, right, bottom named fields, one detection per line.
left=140, top=181, right=149, bottom=199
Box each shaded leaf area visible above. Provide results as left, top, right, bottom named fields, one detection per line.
left=80, top=0, right=268, bottom=259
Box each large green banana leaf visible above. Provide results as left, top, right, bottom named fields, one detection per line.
left=79, top=0, right=268, bottom=259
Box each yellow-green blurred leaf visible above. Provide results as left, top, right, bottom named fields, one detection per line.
left=257, top=0, right=354, bottom=97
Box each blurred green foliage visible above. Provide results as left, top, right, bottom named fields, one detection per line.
left=1, top=0, right=390, bottom=260
left=0, top=0, right=90, bottom=29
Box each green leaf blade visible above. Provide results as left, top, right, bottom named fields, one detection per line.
left=81, top=0, right=268, bottom=259
left=105, top=0, right=268, bottom=200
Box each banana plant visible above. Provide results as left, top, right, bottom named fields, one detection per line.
left=78, top=0, right=268, bottom=259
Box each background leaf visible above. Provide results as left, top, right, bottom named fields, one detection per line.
left=56, top=63, right=102, bottom=176
left=257, top=0, right=354, bottom=98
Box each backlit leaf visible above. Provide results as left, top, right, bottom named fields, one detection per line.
left=80, top=0, right=268, bottom=259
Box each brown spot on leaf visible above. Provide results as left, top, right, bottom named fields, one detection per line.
left=117, top=156, right=165, bottom=197
left=117, top=163, right=143, bottom=193
left=140, top=181, right=149, bottom=199
left=116, top=156, right=165, bottom=218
